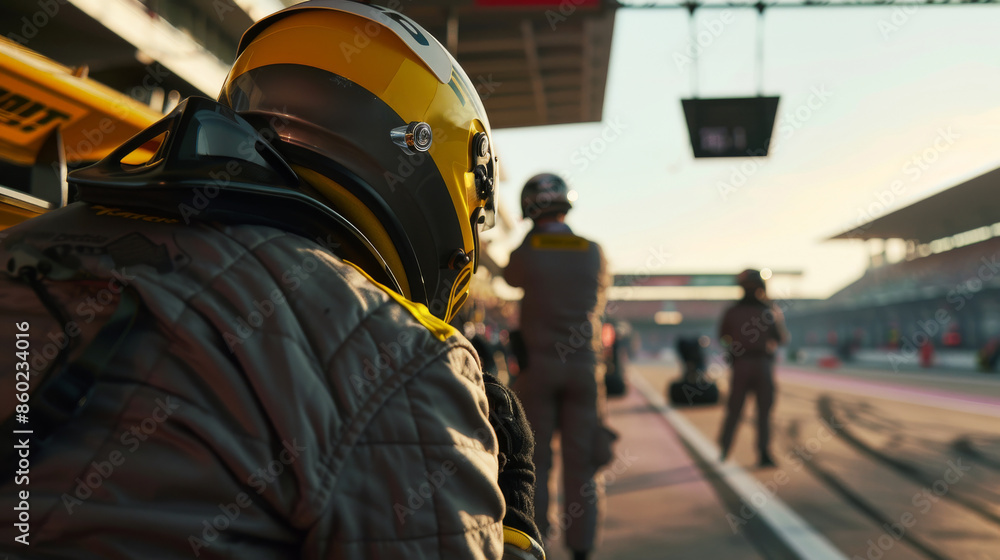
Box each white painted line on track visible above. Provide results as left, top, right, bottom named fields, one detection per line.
left=629, top=372, right=849, bottom=560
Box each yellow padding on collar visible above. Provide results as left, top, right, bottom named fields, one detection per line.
left=344, top=261, right=458, bottom=342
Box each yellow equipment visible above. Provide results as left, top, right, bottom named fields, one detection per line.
left=0, top=37, right=161, bottom=230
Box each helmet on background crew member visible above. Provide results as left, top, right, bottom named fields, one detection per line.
left=736, top=268, right=766, bottom=300
left=520, top=172, right=573, bottom=222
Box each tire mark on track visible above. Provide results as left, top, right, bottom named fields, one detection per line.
left=818, top=396, right=1000, bottom=529
left=786, top=419, right=952, bottom=560
left=953, top=437, right=1000, bottom=472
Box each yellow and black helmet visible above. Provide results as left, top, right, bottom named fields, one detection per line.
left=218, top=0, right=498, bottom=321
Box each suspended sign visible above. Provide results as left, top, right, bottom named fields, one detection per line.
left=681, top=96, right=780, bottom=158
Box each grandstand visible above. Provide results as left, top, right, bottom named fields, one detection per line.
left=595, top=162, right=1000, bottom=368
left=789, top=165, right=1000, bottom=368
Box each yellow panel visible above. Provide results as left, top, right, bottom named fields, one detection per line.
left=0, top=204, right=40, bottom=230
left=0, top=71, right=87, bottom=160
left=531, top=234, right=590, bottom=251
left=0, top=37, right=163, bottom=230
left=0, top=37, right=161, bottom=166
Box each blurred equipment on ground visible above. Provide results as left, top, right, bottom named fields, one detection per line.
left=668, top=336, right=719, bottom=406
left=602, top=322, right=630, bottom=398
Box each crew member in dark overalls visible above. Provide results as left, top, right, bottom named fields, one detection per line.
left=505, top=173, right=609, bottom=560
left=717, top=269, right=789, bottom=467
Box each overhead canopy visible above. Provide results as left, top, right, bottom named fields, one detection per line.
left=0, top=0, right=616, bottom=129
left=405, top=0, right=616, bottom=129
left=831, top=166, right=1000, bottom=244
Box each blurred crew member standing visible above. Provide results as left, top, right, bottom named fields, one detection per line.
left=0, top=2, right=545, bottom=558
left=504, top=173, right=609, bottom=560
left=717, top=269, right=789, bottom=467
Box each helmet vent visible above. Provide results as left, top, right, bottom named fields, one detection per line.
left=452, top=291, right=469, bottom=317
left=455, top=268, right=471, bottom=294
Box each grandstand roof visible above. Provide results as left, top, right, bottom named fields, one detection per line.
left=795, top=233, right=1000, bottom=315
left=830, top=166, right=1000, bottom=243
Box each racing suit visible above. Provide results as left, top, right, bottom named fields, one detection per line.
left=503, top=221, right=608, bottom=552
left=0, top=202, right=505, bottom=559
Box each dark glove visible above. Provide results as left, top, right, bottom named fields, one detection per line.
left=481, top=371, right=543, bottom=547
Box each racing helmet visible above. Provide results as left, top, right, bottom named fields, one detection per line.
left=520, top=172, right=571, bottom=220
left=217, top=0, right=498, bottom=322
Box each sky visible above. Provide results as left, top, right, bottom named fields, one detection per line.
left=488, top=3, right=1000, bottom=298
